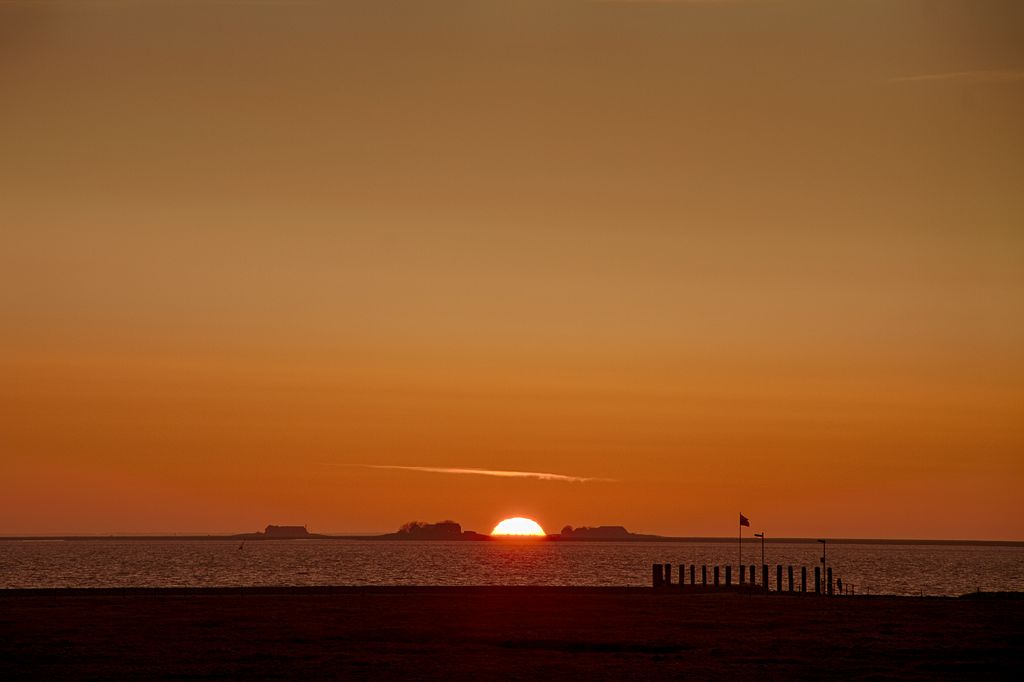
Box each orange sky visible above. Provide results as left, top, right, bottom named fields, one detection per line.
left=1, top=1, right=1022, bottom=538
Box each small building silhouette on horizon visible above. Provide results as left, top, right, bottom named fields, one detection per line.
left=263, top=525, right=311, bottom=538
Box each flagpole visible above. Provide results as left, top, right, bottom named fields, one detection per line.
left=738, top=513, right=742, bottom=569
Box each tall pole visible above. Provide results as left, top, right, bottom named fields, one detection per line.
left=739, top=517, right=742, bottom=569
left=754, top=532, right=765, bottom=567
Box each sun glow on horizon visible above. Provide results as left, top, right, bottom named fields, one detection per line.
left=491, top=517, right=546, bottom=537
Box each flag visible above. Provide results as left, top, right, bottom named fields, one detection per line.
left=739, top=514, right=750, bottom=527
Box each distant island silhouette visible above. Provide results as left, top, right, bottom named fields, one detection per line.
left=226, top=521, right=659, bottom=541
left=553, top=525, right=660, bottom=541
left=200, top=521, right=651, bottom=542
left=233, top=525, right=329, bottom=540
left=372, top=520, right=491, bottom=541
left=230, top=520, right=493, bottom=541
left=364, top=521, right=659, bottom=541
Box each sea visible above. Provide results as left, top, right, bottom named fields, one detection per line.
left=3, top=540, right=1023, bottom=596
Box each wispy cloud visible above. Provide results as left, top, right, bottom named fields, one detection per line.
left=889, top=69, right=1024, bottom=84
left=338, top=464, right=613, bottom=483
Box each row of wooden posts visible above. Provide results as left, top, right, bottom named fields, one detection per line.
left=652, top=563, right=844, bottom=595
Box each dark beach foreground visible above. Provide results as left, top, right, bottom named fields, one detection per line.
left=1, top=587, right=1021, bottom=680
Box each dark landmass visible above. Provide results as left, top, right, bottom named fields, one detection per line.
left=553, top=525, right=660, bottom=540
left=370, top=520, right=491, bottom=541
left=1, top=587, right=1021, bottom=680
left=232, top=525, right=330, bottom=540
left=961, top=591, right=1024, bottom=600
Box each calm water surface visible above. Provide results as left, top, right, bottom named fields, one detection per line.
left=2, top=540, right=1022, bottom=596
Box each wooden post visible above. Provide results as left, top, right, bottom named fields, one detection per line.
left=725, top=565, right=732, bottom=586
left=776, top=565, right=782, bottom=592
left=801, top=566, right=807, bottom=593
left=788, top=565, right=794, bottom=592
left=814, top=566, right=821, bottom=594
left=713, top=565, right=720, bottom=587
left=762, top=564, right=769, bottom=592
left=664, top=563, right=672, bottom=587
left=827, top=567, right=833, bottom=595
left=750, top=564, right=756, bottom=586
left=653, top=563, right=664, bottom=588
left=739, top=564, right=746, bottom=584
left=702, top=564, right=707, bottom=586
left=690, top=564, right=696, bottom=586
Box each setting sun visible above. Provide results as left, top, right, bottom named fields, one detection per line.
left=491, top=517, right=546, bottom=537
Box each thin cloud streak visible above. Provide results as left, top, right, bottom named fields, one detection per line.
left=342, top=464, right=614, bottom=483
left=889, top=69, right=1024, bottom=84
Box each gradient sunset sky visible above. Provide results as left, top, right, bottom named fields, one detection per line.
left=1, top=0, right=1022, bottom=538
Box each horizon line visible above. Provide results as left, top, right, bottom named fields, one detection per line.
left=2, top=533, right=1022, bottom=546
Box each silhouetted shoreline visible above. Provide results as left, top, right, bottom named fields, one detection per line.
left=3, top=586, right=1021, bottom=598
left=2, top=587, right=1020, bottom=679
